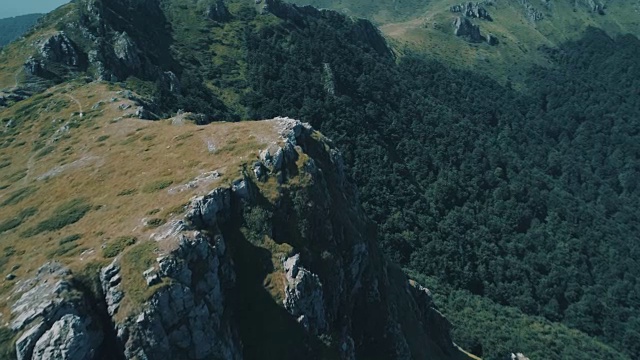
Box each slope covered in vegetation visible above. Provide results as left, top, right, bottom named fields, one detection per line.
left=0, top=14, right=43, bottom=48
left=2, top=0, right=640, bottom=358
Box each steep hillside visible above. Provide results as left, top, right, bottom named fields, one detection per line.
left=2, top=0, right=640, bottom=359
left=0, top=14, right=43, bottom=48
left=0, top=81, right=477, bottom=360
left=293, top=0, right=640, bottom=83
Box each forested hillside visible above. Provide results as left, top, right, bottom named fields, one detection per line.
left=2, top=0, right=639, bottom=358
left=0, top=14, right=42, bottom=47
left=240, top=11, right=640, bottom=358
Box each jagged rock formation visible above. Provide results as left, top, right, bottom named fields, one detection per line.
left=453, top=17, right=483, bottom=42
left=486, top=33, right=499, bottom=45
left=22, top=32, right=86, bottom=79
left=39, top=32, right=83, bottom=67
left=112, top=32, right=142, bottom=72
left=8, top=118, right=466, bottom=360
left=450, top=2, right=493, bottom=21
left=205, top=0, right=233, bottom=22
left=518, top=0, right=544, bottom=21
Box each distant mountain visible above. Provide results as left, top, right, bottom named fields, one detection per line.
left=0, top=14, right=43, bottom=48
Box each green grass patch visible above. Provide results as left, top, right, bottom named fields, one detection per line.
left=102, top=236, right=137, bottom=258
left=120, top=133, right=142, bottom=145
left=96, top=135, right=110, bottom=142
left=59, top=233, right=82, bottom=245
left=22, top=198, right=91, bottom=237
left=174, top=132, right=194, bottom=141
left=2, top=169, right=26, bottom=182
left=0, top=207, right=37, bottom=233
left=49, top=242, right=84, bottom=257
left=0, top=186, right=36, bottom=207
left=120, top=241, right=159, bottom=306
left=145, top=218, right=166, bottom=228
left=142, top=179, right=174, bottom=193
left=117, top=188, right=137, bottom=196
left=0, top=160, right=10, bottom=169
left=35, top=145, right=55, bottom=159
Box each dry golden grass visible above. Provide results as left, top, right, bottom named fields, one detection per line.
left=0, top=81, right=293, bottom=317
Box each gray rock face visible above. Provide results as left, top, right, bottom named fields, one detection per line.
left=450, top=2, right=493, bottom=21
left=453, top=17, right=483, bottom=42
left=283, top=254, right=328, bottom=335
left=39, top=32, right=82, bottom=67
left=119, top=230, right=241, bottom=360
left=517, top=0, right=544, bottom=21
left=12, top=263, right=103, bottom=360
left=24, top=56, right=45, bottom=76
left=409, top=282, right=456, bottom=355
left=8, top=118, right=462, bottom=360
left=113, top=32, right=142, bottom=71
left=186, top=188, right=231, bottom=229
left=32, top=314, right=94, bottom=360
left=205, top=0, right=232, bottom=22
left=100, top=260, right=124, bottom=316
left=162, top=71, right=181, bottom=94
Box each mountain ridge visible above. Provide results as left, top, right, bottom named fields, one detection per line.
left=1, top=0, right=640, bottom=359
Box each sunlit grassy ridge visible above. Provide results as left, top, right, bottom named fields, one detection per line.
left=0, top=80, right=292, bottom=317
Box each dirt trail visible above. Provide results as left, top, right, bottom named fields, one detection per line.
left=65, top=94, right=83, bottom=115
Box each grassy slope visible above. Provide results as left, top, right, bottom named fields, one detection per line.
left=292, top=0, right=640, bottom=84
left=0, top=80, right=290, bottom=319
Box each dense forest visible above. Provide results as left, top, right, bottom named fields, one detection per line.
left=238, top=10, right=640, bottom=359
left=0, top=14, right=42, bottom=48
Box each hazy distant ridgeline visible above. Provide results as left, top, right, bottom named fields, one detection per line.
left=0, top=14, right=43, bottom=47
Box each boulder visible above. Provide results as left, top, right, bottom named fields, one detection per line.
left=39, top=32, right=82, bottom=67
left=113, top=32, right=142, bottom=71
left=283, top=254, right=328, bottom=335
left=450, top=2, right=493, bottom=21
left=487, top=33, right=499, bottom=45
left=453, top=17, right=483, bottom=42
left=205, top=0, right=232, bottom=22
left=24, top=57, right=45, bottom=76
left=31, top=314, right=95, bottom=360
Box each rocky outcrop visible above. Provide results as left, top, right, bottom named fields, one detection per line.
left=39, top=32, right=83, bottom=67
left=11, top=263, right=103, bottom=360
left=454, top=17, right=483, bottom=42
left=22, top=32, right=85, bottom=79
left=518, top=0, right=544, bottom=21
left=24, top=57, right=45, bottom=77
left=113, top=32, right=142, bottom=71
left=205, top=0, right=233, bottom=22
left=283, top=254, right=328, bottom=335
left=9, top=118, right=465, bottom=360
left=450, top=2, right=493, bottom=21
left=487, top=33, right=499, bottom=45
left=115, top=231, right=241, bottom=360
left=409, top=281, right=456, bottom=355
